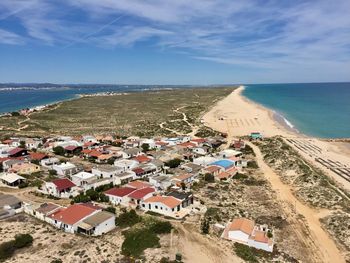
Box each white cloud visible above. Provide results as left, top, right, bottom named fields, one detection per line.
left=0, top=29, right=24, bottom=45
left=0, top=0, right=349, bottom=78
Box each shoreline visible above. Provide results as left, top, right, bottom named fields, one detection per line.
left=203, top=86, right=350, bottom=189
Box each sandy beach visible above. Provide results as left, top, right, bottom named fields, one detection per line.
left=202, top=86, right=297, bottom=138
left=203, top=86, right=350, bottom=189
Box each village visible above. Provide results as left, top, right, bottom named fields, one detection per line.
left=0, top=131, right=279, bottom=262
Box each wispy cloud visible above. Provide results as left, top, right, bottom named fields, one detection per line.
left=0, top=29, right=24, bottom=45
left=0, top=0, right=349, bottom=76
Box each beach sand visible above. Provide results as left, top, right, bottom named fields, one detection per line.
left=203, top=85, right=350, bottom=190
left=202, top=86, right=297, bottom=138
left=204, top=86, right=349, bottom=262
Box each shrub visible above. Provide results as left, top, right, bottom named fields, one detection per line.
left=0, top=240, right=16, bottom=261
left=247, top=160, right=259, bottom=169
left=53, top=146, right=65, bottom=156
left=165, top=158, right=182, bottom=168
left=103, top=206, right=116, bottom=214
left=49, top=169, right=57, bottom=176
left=121, top=229, right=160, bottom=257
left=150, top=221, right=172, bottom=234
left=14, top=234, right=33, bottom=248
left=233, top=243, right=258, bottom=262
left=204, top=173, right=215, bottom=183
left=116, top=209, right=141, bottom=228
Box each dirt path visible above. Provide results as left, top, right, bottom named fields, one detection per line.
left=171, top=222, right=242, bottom=263
left=0, top=186, right=71, bottom=206
left=248, top=142, right=345, bottom=263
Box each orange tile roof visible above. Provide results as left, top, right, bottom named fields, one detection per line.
left=126, top=180, right=151, bottom=189
left=133, top=155, right=151, bottom=163
left=204, top=165, right=221, bottom=173
left=97, top=154, right=113, bottom=160
left=51, top=204, right=96, bottom=225
left=29, top=152, right=47, bottom=160
left=252, top=230, right=270, bottom=244
left=144, top=195, right=181, bottom=209
left=229, top=218, right=254, bottom=235
left=178, top=142, right=196, bottom=148
left=217, top=171, right=232, bottom=179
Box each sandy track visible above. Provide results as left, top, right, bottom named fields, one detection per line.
left=248, top=142, right=345, bottom=263
left=171, top=222, right=243, bottom=263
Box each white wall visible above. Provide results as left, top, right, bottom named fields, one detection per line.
left=93, top=216, right=116, bottom=236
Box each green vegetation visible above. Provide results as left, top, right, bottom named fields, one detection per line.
left=165, top=158, right=182, bottom=168
left=73, top=189, right=109, bottom=203
left=120, top=214, right=173, bottom=258
left=203, top=173, right=215, bottom=183
left=247, top=160, right=258, bottom=169
left=0, top=87, right=235, bottom=137
left=121, top=228, right=160, bottom=257
left=233, top=243, right=258, bottom=263
left=103, top=206, right=116, bottom=214
left=0, top=234, right=33, bottom=262
left=53, top=146, right=65, bottom=156
left=116, top=209, right=141, bottom=228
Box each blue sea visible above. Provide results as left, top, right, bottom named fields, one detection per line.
left=243, top=83, right=350, bottom=138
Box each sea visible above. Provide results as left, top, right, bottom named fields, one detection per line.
left=0, top=83, right=349, bottom=139
left=243, top=82, right=350, bottom=139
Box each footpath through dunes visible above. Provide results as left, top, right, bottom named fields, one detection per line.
left=170, top=222, right=243, bottom=263
left=248, top=142, right=345, bottom=263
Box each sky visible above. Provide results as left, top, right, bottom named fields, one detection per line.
left=0, top=0, right=349, bottom=85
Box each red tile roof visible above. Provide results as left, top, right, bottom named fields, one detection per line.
left=144, top=195, right=181, bottom=209
left=29, top=152, right=47, bottom=160
left=81, top=149, right=92, bottom=154
left=51, top=204, right=96, bottom=225
left=80, top=202, right=103, bottom=210
left=178, top=142, right=196, bottom=148
left=132, top=167, right=145, bottom=175
left=8, top=148, right=26, bottom=156
left=128, top=187, right=155, bottom=199
left=52, top=178, right=76, bottom=191
left=2, top=139, right=12, bottom=144
left=89, top=150, right=102, bottom=158
left=191, top=138, right=206, bottom=143
left=133, top=155, right=151, bottom=163
left=105, top=187, right=136, bottom=197
left=64, top=145, right=79, bottom=151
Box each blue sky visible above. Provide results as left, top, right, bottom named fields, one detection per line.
left=0, top=0, right=349, bottom=84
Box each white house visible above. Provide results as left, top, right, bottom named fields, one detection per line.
left=41, top=178, right=79, bottom=198
left=78, top=210, right=116, bottom=236
left=0, top=173, right=26, bottom=187
left=149, top=174, right=173, bottom=190
left=71, top=172, right=96, bottom=189
left=104, top=187, right=136, bottom=205
left=92, top=165, right=124, bottom=179
left=113, top=171, right=136, bottom=185
left=222, top=218, right=274, bottom=252
left=114, top=159, right=138, bottom=171
left=193, top=156, right=218, bottom=166
left=52, top=162, right=79, bottom=177
left=40, top=157, right=60, bottom=168
left=141, top=195, right=185, bottom=218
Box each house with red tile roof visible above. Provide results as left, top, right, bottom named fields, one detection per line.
left=49, top=203, right=115, bottom=235
left=8, top=148, right=28, bottom=158
left=42, top=178, right=79, bottom=198
left=203, top=165, right=222, bottom=177
left=29, top=152, right=48, bottom=161
left=133, top=155, right=152, bottom=164
left=104, top=187, right=136, bottom=205
left=222, top=218, right=274, bottom=252
left=127, top=187, right=155, bottom=206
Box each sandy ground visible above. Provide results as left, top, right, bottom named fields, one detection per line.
left=202, top=86, right=296, bottom=138
left=248, top=142, right=345, bottom=263
left=203, top=86, right=350, bottom=190
left=203, top=88, right=349, bottom=262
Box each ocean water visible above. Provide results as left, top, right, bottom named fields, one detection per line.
left=0, top=84, right=190, bottom=114
left=243, top=83, right=350, bottom=138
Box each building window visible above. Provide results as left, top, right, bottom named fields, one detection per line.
left=155, top=205, right=158, bottom=209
